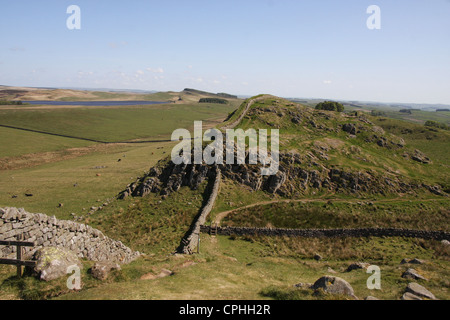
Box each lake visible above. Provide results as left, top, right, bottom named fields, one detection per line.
left=22, top=101, right=168, bottom=106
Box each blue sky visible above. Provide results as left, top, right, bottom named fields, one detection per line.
left=1, top=0, right=449, bottom=104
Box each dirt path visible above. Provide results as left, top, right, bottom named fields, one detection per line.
left=213, top=197, right=443, bottom=225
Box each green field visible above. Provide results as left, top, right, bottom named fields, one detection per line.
left=0, top=103, right=237, bottom=143
left=0, top=99, right=238, bottom=218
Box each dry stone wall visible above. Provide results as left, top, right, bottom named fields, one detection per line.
left=177, top=167, right=221, bottom=254
left=200, top=225, right=450, bottom=241
left=0, top=207, right=140, bottom=264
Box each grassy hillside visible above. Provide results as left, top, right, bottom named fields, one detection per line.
left=0, top=103, right=237, bottom=143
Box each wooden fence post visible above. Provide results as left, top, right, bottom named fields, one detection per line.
left=16, top=234, right=23, bottom=277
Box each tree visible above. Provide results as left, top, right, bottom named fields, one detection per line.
left=315, top=101, right=344, bottom=112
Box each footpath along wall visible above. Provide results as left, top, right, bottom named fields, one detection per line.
left=0, top=207, right=140, bottom=264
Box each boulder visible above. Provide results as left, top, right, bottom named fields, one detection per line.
left=346, top=262, right=370, bottom=272
left=401, top=292, right=423, bottom=300
left=402, top=268, right=428, bottom=281
left=327, top=267, right=337, bottom=274
left=90, top=261, right=121, bottom=281
left=311, top=276, right=357, bottom=299
left=342, top=123, right=357, bottom=135
left=364, top=296, right=379, bottom=300
left=405, top=282, right=436, bottom=300
left=33, top=247, right=82, bottom=282
left=410, top=149, right=430, bottom=164
left=409, top=258, right=425, bottom=265
left=294, top=282, right=313, bottom=289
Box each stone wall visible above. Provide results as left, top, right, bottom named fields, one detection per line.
left=177, top=167, right=221, bottom=254
left=200, top=225, right=450, bottom=241
left=0, top=207, right=140, bottom=264
left=221, top=95, right=268, bottom=130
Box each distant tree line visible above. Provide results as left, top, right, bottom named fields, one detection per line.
left=370, top=110, right=387, bottom=116
left=199, top=98, right=229, bottom=104
left=315, top=101, right=344, bottom=112
left=436, top=109, right=450, bottom=112
left=0, top=100, right=24, bottom=105
left=399, top=109, right=412, bottom=114
left=424, top=120, right=449, bottom=131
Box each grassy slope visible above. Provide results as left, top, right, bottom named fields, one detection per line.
left=0, top=126, right=93, bottom=158
left=0, top=103, right=237, bottom=142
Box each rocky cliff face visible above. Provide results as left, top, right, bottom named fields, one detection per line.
left=119, top=147, right=446, bottom=200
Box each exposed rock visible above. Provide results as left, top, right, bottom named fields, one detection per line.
left=291, top=116, right=302, bottom=124
left=91, top=261, right=121, bottom=281
left=311, top=276, right=357, bottom=299
left=266, top=171, right=286, bottom=194
left=33, top=247, right=82, bottom=282
left=409, top=258, right=425, bottom=265
left=346, top=262, right=370, bottom=272
left=314, top=254, right=322, bottom=261
left=405, top=282, right=436, bottom=300
left=400, top=258, right=409, bottom=264
left=294, top=282, right=313, bottom=289
left=342, top=123, right=357, bottom=135
left=401, top=292, right=423, bottom=300
left=364, top=296, right=379, bottom=300
left=410, top=149, right=431, bottom=164
left=441, top=240, right=450, bottom=246
left=402, top=268, right=428, bottom=281
left=327, top=267, right=337, bottom=274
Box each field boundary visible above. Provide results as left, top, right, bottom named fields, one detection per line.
left=0, top=124, right=173, bottom=144
left=200, top=225, right=450, bottom=241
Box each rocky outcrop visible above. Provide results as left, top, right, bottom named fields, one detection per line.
left=119, top=149, right=445, bottom=200
left=0, top=207, right=140, bottom=264
left=119, top=133, right=446, bottom=201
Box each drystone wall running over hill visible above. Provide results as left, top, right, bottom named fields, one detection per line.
left=221, top=95, right=268, bottom=130
left=177, top=167, right=221, bottom=254
left=200, top=225, right=450, bottom=241
left=0, top=207, right=140, bottom=264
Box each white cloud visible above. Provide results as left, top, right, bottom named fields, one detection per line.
left=136, top=70, right=145, bottom=75
left=323, top=80, right=332, bottom=85
left=146, top=67, right=164, bottom=74
left=77, top=71, right=94, bottom=76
